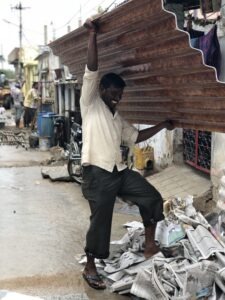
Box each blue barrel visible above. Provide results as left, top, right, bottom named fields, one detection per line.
left=37, top=112, right=47, bottom=135
left=40, top=113, right=58, bottom=146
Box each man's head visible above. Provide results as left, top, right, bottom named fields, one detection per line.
left=99, top=73, right=126, bottom=113
left=15, top=83, right=21, bottom=89
left=32, top=82, right=38, bottom=89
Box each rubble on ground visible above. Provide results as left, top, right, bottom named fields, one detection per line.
left=0, top=129, right=29, bottom=149
left=41, top=164, right=72, bottom=182
left=41, top=146, right=72, bottom=181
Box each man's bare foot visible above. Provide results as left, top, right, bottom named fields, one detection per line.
left=82, top=269, right=106, bottom=290
left=144, top=224, right=160, bottom=258
left=82, top=257, right=106, bottom=289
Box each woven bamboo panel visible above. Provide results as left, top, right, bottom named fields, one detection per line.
left=49, top=0, right=225, bottom=132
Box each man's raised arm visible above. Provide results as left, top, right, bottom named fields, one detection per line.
left=83, top=18, right=98, bottom=71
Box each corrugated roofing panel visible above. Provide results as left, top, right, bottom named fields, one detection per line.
left=49, top=0, right=225, bottom=132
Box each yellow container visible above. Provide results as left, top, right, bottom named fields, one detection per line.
left=134, top=145, right=154, bottom=170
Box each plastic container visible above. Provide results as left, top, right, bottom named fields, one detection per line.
left=134, top=145, right=154, bottom=170
left=37, top=112, right=47, bottom=135
left=29, top=133, right=39, bottom=148
left=39, top=136, right=50, bottom=151
left=39, top=112, right=57, bottom=146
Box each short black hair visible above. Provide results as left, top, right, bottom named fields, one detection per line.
left=100, top=73, right=126, bottom=89
left=32, top=81, right=38, bottom=88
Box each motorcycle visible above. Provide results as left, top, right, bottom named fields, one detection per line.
left=53, top=116, right=65, bottom=148
left=67, top=121, right=82, bottom=184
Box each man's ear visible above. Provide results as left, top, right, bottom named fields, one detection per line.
left=99, top=84, right=106, bottom=95
left=99, top=84, right=104, bottom=91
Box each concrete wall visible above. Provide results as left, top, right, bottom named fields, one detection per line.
left=211, top=0, right=225, bottom=201
left=135, top=124, right=174, bottom=170
left=211, top=133, right=225, bottom=200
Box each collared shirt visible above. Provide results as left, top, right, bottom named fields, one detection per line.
left=24, top=88, right=39, bottom=109
left=80, top=66, right=138, bottom=173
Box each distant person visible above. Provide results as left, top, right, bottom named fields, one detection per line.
left=11, top=83, right=24, bottom=128
left=23, top=82, right=40, bottom=129
left=0, top=72, right=6, bottom=88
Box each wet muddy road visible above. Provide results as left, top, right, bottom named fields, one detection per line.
left=0, top=146, right=139, bottom=299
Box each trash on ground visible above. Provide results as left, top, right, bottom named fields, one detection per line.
left=78, top=193, right=225, bottom=299
left=41, top=165, right=72, bottom=182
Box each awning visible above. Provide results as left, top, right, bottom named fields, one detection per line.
left=49, top=0, right=225, bottom=132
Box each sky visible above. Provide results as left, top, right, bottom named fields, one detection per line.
left=0, top=0, right=124, bottom=69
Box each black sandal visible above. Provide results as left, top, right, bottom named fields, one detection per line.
left=82, top=272, right=106, bottom=290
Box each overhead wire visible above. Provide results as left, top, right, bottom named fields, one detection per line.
left=54, top=0, right=121, bottom=32
left=3, top=0, right=122, bottom=50
left=54, top=0, right=93, bottom=31
left=83, top=0, right=118, bottom=21
left=22, top=32, right=40, bottom=50
left=2, top=18, right=43, bottom=35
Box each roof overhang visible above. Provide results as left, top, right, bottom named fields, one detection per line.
left=49, top=0, right=225, bottom=132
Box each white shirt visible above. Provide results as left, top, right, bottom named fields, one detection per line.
left=11, top=87, right=23, bottom=108
left=80, top=66, right=138, bottom=173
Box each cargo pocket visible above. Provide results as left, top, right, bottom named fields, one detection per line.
left=81, top=166, right=98, bottom=201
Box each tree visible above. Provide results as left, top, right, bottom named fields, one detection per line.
left=0, top=69, right=15, bottom=80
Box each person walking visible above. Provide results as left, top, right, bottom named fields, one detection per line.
left=80, top=17, right=174, bottom=290
left=23, top=82, right=40, bottom=129
left=11, top=83, right=24, bottom=128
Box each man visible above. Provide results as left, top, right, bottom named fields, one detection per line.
left=11, top=83, right=24, bottom=128
left=80, top=18, right=174, bottom=290
left=23, top=82, right=40, bottom=129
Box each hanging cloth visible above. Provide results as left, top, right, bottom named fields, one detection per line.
left=212, top=0, right=221, bottom=12
left=200, top=0, right=214, bottom=14
left=195, top=25, right=221, bottom=76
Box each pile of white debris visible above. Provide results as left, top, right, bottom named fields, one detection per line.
left=79, top=192, right=225, bottom=300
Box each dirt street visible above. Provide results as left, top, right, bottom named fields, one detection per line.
left=0, top=145, right=140, bottom=300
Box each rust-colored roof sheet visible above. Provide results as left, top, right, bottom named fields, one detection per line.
left=49, top=0, right=225, bottom=132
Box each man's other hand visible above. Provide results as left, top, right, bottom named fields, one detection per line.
left=163, top=120, right=174, bottom=131
left=83, top=18, right=98, bottom=33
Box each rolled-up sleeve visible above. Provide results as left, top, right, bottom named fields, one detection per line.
left=80, top=66, right=99, bottom=111
left=121, top=118, right=139, bottom=144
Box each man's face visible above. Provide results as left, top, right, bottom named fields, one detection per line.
left=100, top=84, right=123, bottom=113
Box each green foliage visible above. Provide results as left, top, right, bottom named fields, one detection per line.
left=0, top=69, right=15, bottom=80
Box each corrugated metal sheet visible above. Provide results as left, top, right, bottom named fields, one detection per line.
left=49, top=0, right=225, bottom=132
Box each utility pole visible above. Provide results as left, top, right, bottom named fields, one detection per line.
left=11, top=2, right=30, bottom=81
left=50, top=22, right=56, bottom=41
left=78, top=4, right=82, bottom=27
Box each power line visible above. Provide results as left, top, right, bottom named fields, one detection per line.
left=54, top=0, right=119, bottom=32
left=3, top=18, right=42, bottom=35
left=55, top=0, right=93, bottom=31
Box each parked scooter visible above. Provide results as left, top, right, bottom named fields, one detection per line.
left=67, top=121, right=82, bottom=184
